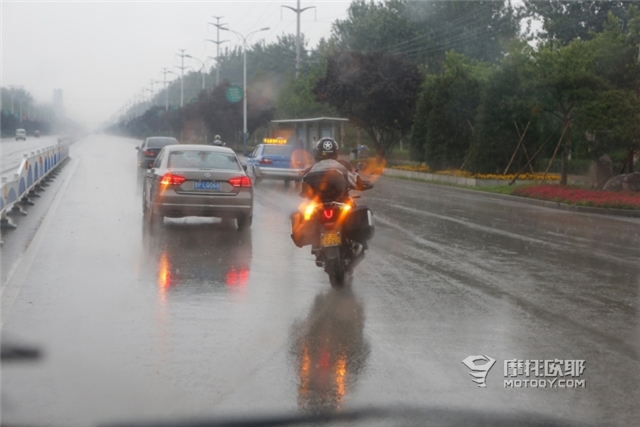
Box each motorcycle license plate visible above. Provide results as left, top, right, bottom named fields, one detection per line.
left=194, top=181, right=220, bottom=190
left=321, top=232, right=341, bottom=247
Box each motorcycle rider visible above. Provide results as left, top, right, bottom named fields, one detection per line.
left=300, top=137, right=363, bottom=194
left=300, top=137, right=366, bottom=262
left=212, top=135, right=225, bottom=146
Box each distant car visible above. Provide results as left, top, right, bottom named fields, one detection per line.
left=34, top=130, right=41, bottom=137
left=136, top=136, right=179, bottom=168
left=15, top=129, right=26, bottom=141
left=245, top=143, right=310, bottom=186
left=142, top=144, right=253, bottom=228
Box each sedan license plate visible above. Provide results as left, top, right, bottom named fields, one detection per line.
left=321, top=232, right=341, bottom=247
left=194, top=180, right=220, bottom=191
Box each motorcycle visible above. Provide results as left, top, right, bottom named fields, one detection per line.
left=290, top=167, right=374, bottom=288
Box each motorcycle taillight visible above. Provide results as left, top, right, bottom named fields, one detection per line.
left=322, top=208, right=335, bottom=222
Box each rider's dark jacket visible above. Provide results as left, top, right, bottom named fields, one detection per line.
left=301, top=159, right=362, bottom=201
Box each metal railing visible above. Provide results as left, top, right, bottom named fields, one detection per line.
left=1, top=142, right=71, bottom=243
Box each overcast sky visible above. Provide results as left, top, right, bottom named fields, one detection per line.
left=2, top=1, right=352, bottom=128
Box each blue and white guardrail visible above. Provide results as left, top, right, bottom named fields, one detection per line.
left=0, top=143, right=70, bottom=241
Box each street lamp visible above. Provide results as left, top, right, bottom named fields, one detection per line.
left=175, top=49, right=189, bottom=107
left=185, top=55, right=206, bottom=90
left=153, top=80, right=164, bottom=107
left=160, top=68, right=178, bottom=111
left=221, top=26, right=270, bottom=154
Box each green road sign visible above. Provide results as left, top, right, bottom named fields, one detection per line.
left=225, top=85, right=243, bottom=103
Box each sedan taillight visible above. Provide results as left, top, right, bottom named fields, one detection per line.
left=144, top=150, right=155, bottom=156
left=228, top=176, right=252, bottom=187
left=160, top=173, right=186, bottom=186
left=258, top=158, right=272, bottom=165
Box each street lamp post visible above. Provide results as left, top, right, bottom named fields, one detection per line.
left=221, top=26, right=269, bottom=154
left=161, top=68, right=178, bottom=111
left=186, top=55, right=206, bottom=90
left=147, top=80, right=157, bottom=106
left=176, top=49, right=189, bottom=107
left=154, top=80, right=163, bottom=107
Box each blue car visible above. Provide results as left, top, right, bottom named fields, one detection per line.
left=245, top=143, right=312, bottom=186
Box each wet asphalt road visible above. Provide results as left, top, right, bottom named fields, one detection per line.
left=1, top=135, right=639, bottom=426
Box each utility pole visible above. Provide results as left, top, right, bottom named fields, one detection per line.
left=176, top=49, right=189, bottom=107
left=282, top=0, right=315, bottom=77
left=207, top=16, right=228, bottom=86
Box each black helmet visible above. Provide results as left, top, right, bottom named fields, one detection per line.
left=314, top=137, right=339, bottom=161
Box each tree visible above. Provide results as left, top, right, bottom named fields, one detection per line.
left=404, top=0, right=519, bottom=68
left=573, top=11, right=640, bottom=171
left=313, top=50, right=424, bottom=159
left=466, top=43, right=545, bottom=174
left=332, top=1, right=519, bottom=70
left=522, top=1, right=636, bottom=45
left=197, top=80, right=275, bottom=144
left=531, top=40, right=606, bottom=184
left=275, top=64, right=338, bottom=119
left=578, top=90, right=640, bottom=160
left=410, top=52, right=491, bottom=170
left=332, top=0, right=417, bottom=52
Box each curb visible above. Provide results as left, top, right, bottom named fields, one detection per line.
left=380, top=174, right=640, bottom=219
left=382, top=168, right=543, bottom=187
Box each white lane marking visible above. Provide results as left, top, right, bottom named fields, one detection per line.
left=1, top=156, right=80, bottom=327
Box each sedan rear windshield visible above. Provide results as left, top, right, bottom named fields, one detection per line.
left=168, top=151, right=241, bottom=170
left=147, top=138, right=178, bottom=148
left=263, top=145, right=296, bottom=156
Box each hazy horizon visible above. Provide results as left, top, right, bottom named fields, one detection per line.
left=2, top=1, right=351, bottom=129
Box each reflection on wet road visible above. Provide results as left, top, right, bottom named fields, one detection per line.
left=1, top=135, right=639, bottom=427
left=142, top=220, right=252, bottom=291
left=290, top=289, right=369, bottom=413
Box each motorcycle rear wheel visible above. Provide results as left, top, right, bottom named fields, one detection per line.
left=325, top=257, right=346, bottom=289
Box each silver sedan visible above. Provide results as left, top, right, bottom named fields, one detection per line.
left=142, top=145, right=253, bottom=228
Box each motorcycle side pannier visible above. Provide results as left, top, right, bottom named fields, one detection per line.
left=343, top=206, right=375, bottom=242
left=290, top=211, right=316, bottom=248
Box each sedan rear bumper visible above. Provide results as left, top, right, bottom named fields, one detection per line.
left=153, top=202, right=252, bottom=218
left=152, top=188, right=253, bottom=218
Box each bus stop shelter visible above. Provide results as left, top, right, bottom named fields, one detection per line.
left=267, top=117, right=349, bottom=151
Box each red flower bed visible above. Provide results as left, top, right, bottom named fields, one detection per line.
left=512, top=185, right=640, bottom=210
